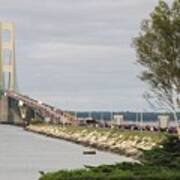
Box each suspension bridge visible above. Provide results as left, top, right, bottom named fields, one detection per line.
left=0, top=22, right=78, bottom=125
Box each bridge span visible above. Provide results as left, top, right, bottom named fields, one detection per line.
left=0, top=90, right=78, bottom=125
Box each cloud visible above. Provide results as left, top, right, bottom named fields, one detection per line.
left=0, top=0, right=173, bottom=110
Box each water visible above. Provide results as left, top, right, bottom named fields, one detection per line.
left=0, top=125, right=133, bottom=180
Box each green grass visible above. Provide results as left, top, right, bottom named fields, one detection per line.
left=40, top=165, right=180, bottom=180
left=39, top=135, right=180, bottom=180
left=33, top=123, right=167, bottom=144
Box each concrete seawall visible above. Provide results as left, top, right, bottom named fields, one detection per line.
left=25, top=123, right=167, bottom=158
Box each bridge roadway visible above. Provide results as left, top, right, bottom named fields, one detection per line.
left=3, top=91, right=179, bottom=134
left=5, top=91, right=78, bottom=125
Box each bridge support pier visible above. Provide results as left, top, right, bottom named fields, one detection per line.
left=0, top=95, right=9, bottom=123
left=0, top=22, right=17, bottom=123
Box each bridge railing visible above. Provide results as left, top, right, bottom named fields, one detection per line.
left=5, top=91, right=79, bottom=125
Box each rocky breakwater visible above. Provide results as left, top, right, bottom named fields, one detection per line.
left=25, top=123, right=166, bottom=158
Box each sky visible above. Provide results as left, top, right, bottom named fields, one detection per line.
left=0, top=0, right=174, bottom=111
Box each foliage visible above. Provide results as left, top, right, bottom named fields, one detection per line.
left=141, top=135, right=180, bottom=168
left=133, top=0, right=180, bottom=138
left=39, top=135, right=180, bottom=180
left=133, top=0, right=180, bottom=112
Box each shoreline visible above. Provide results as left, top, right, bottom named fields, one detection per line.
left=25, top=123, right=167, bottom=159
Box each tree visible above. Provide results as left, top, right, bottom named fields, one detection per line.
left=133, top=0, right=180, bottom=136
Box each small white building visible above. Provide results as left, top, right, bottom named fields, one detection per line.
left=158, top=115, right=169, bottom=130
left=112, top=114, right=124, bottom=126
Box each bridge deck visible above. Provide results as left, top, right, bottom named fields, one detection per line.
left=5, top=91, right=78, bottom=124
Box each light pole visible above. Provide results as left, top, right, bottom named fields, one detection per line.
left=140, top=110, right=143, bottom=132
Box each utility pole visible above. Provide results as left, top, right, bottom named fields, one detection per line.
left=140, top=111, right=143, bottom=132
left=74, top=111, right=78, bottom=120
left=88, top=111, right=91, bottom=119
left=110, top=111, right=113, bottom=121
left=100, top=112, right=103, bottom=121
left=136, top=112, right=138, bottom=124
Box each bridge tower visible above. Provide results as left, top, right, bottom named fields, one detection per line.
left=0, top=22, right=17, bottom=122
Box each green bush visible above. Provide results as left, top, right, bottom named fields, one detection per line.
left=39, top=136, right=180, bottom=180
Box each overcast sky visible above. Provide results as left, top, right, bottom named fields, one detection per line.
left=0, top=0, right=173, bottom=111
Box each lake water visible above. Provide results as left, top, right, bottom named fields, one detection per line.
left=0, top=125, right=133, bottom=180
